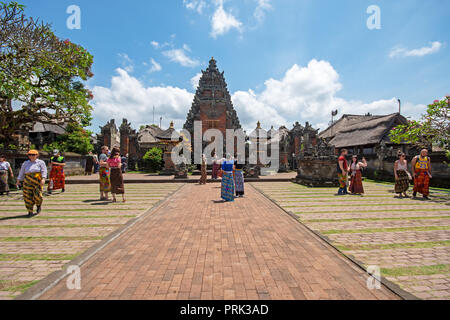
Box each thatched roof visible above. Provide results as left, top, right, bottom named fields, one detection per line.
left=29, top=122, right=67, bottom=135
left=137, top=126, right=164, bottom=144
left=323, top=113, right=408, bottom=148
left=319, top=114, right=385, bottom=140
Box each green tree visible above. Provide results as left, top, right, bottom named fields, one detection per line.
left=0, top=2, right=94, bottom=145
left=390, top=97, right=450, bottom=155
left=142, top=147, right=163, bottom=172
left=43, top=122, right=94, bottom=155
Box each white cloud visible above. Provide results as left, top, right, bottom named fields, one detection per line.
left=163, top=48, right=200, bottom=67
left=232, top=59, right=425, bottom=131
left=183, top=0, right=207, bottom=14
left=117, top=53, right=134, bottom=73
left=389, top=41, right=442, bottom=58
left=150, top=41, right=159, bottom=49
left=149, top=58, right=162, bottom=73
left=210, top=0, right=243, bottom=38
left=254, top=0, right=272, bottom=23
left=92, top=68, right=194, bottom=129
left=190, top=72, right=202, bottom=90
left=92, top=61, right=426, bottom=134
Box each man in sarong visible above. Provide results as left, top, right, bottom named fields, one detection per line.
left=412, top=149, right=432, bottom=200
left=85, top=151, right=94, bottom=175
left=48, top=150, right=66, bottom=194
left=16, top=150, right=47, bottom=216
left=337, top=149, right=349, bottom=195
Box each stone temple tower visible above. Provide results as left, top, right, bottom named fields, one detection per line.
left=183, top=57, right=241, bottom=156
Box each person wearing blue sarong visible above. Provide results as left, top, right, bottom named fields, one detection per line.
left=221, top=154, right=235, bottom=202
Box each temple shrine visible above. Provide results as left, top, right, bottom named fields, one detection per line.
left=183, top=57, right=242, bottom=157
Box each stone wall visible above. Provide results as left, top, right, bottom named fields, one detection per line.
left=1, top=151, right=85, bottom=178
left=296, top=157, right=339, bottom=187
left=359, top=152, right=450, bottom=188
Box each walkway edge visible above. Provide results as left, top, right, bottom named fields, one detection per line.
left=250, top=183, right=419, bottom=301
left=16, top=184, right=187, bottom=300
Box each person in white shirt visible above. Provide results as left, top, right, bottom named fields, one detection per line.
left=0, top=154, right=14, bottom=195
left=16, top=150, right=47, bottom=216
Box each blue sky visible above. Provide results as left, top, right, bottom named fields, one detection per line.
left=13, top=0, right=450, bottom=133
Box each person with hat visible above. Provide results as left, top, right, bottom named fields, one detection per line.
left=16, top=150, right=47, bottom=216
left=47, top=149, right=66, bottom=194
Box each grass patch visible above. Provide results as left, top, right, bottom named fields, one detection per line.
left=335, top=240, right=450, bottom=251
left=0, top=253, right=79, bottom=261
left=380, top=264, right=450, bottom=277
left=303, top=216, right=450, bottom=223
left=321, top=225, right=450, bottom=235
left=0, top=236, right=103, bottom=242
left=34, top=215, right=136, bottom=220
left=0, top=208, right=140, bottom=212
left=0, top=224, right=121, bottom=229
left=295, top=209, right=450, bottom=214
left=0, top=280, right=39, bottom=293
left=283, top=203, right=441, bottom=208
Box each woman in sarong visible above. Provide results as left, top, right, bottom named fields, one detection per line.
left=98, top=146, right=111, bottom=201
left=16, top=150, right=48, bottom=216
left=48, top=150, right=66, bottom=194
left=107, top=147, right=126, bottom=203
left=234, top=156, right=245, bottom=197
left=394, top=152, right=411, bottom=197
left=199, top=154, right=207, bottom=185
left=0, top=154, right=14, bottom=195
left=212, top=154, right=220, bottom=180
left=221, top=154, right=235, bottom=202
left=349, top=156, right=367, bottom=195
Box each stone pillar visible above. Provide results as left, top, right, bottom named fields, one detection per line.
left=119, top=119, right=133, bottom=156
left=279, top=151, right=289, bottom=172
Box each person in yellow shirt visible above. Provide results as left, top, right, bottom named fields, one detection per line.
left=411, top=149, right=432, bottom=200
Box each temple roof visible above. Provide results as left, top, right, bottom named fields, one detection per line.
left=326, top=113, right=408, bottom=148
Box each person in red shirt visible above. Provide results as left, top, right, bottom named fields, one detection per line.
left=337, top=149, right=349, bottom=195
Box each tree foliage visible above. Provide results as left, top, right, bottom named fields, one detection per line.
left=390, top=97, right=450, bottom=153
left=142, top=147, right=163, bottom=172
left=0, top=2, right=94, bottom=145
left=42, top=122, right=94, bottom=155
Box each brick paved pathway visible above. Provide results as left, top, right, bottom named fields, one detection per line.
left=38, top=184, right=398, bottom=300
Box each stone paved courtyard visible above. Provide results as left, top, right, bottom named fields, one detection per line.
left=252, top=181, right=450, bottom=300
left=0, top=183, right=181, bottom=300
left=0, top=178, right=448, bottom=300
left=37, top=183, right=397, bottom=300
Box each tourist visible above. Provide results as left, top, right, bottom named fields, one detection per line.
left=212, top=153, right=220, bottom=180
left=394, top=152, right=411, bottom=198
left=16, top=150, right=47, bottom=217
left=48, top=149, right=66, bottom=194
left=121, top=154, right=128, bottom=173
left=0, top=154, right=14, bottom=196
left=93, top=153, right=99, bottom=174
left=98, top=146, right=111, bottom=201
left=221, top=154, right=235, bottom=202
left=349, top=155, right=367, bottom=195
left=234, top=155, right=245, bottom=197
left=107, top=147, right=126, bottom=203
left=85, top=151, right=94, bottom=176
left=199, top=154, right=207, bottom=185
left=337, top=149, right=349, bottom=195
left=412, top=149, right=432, bottom=200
